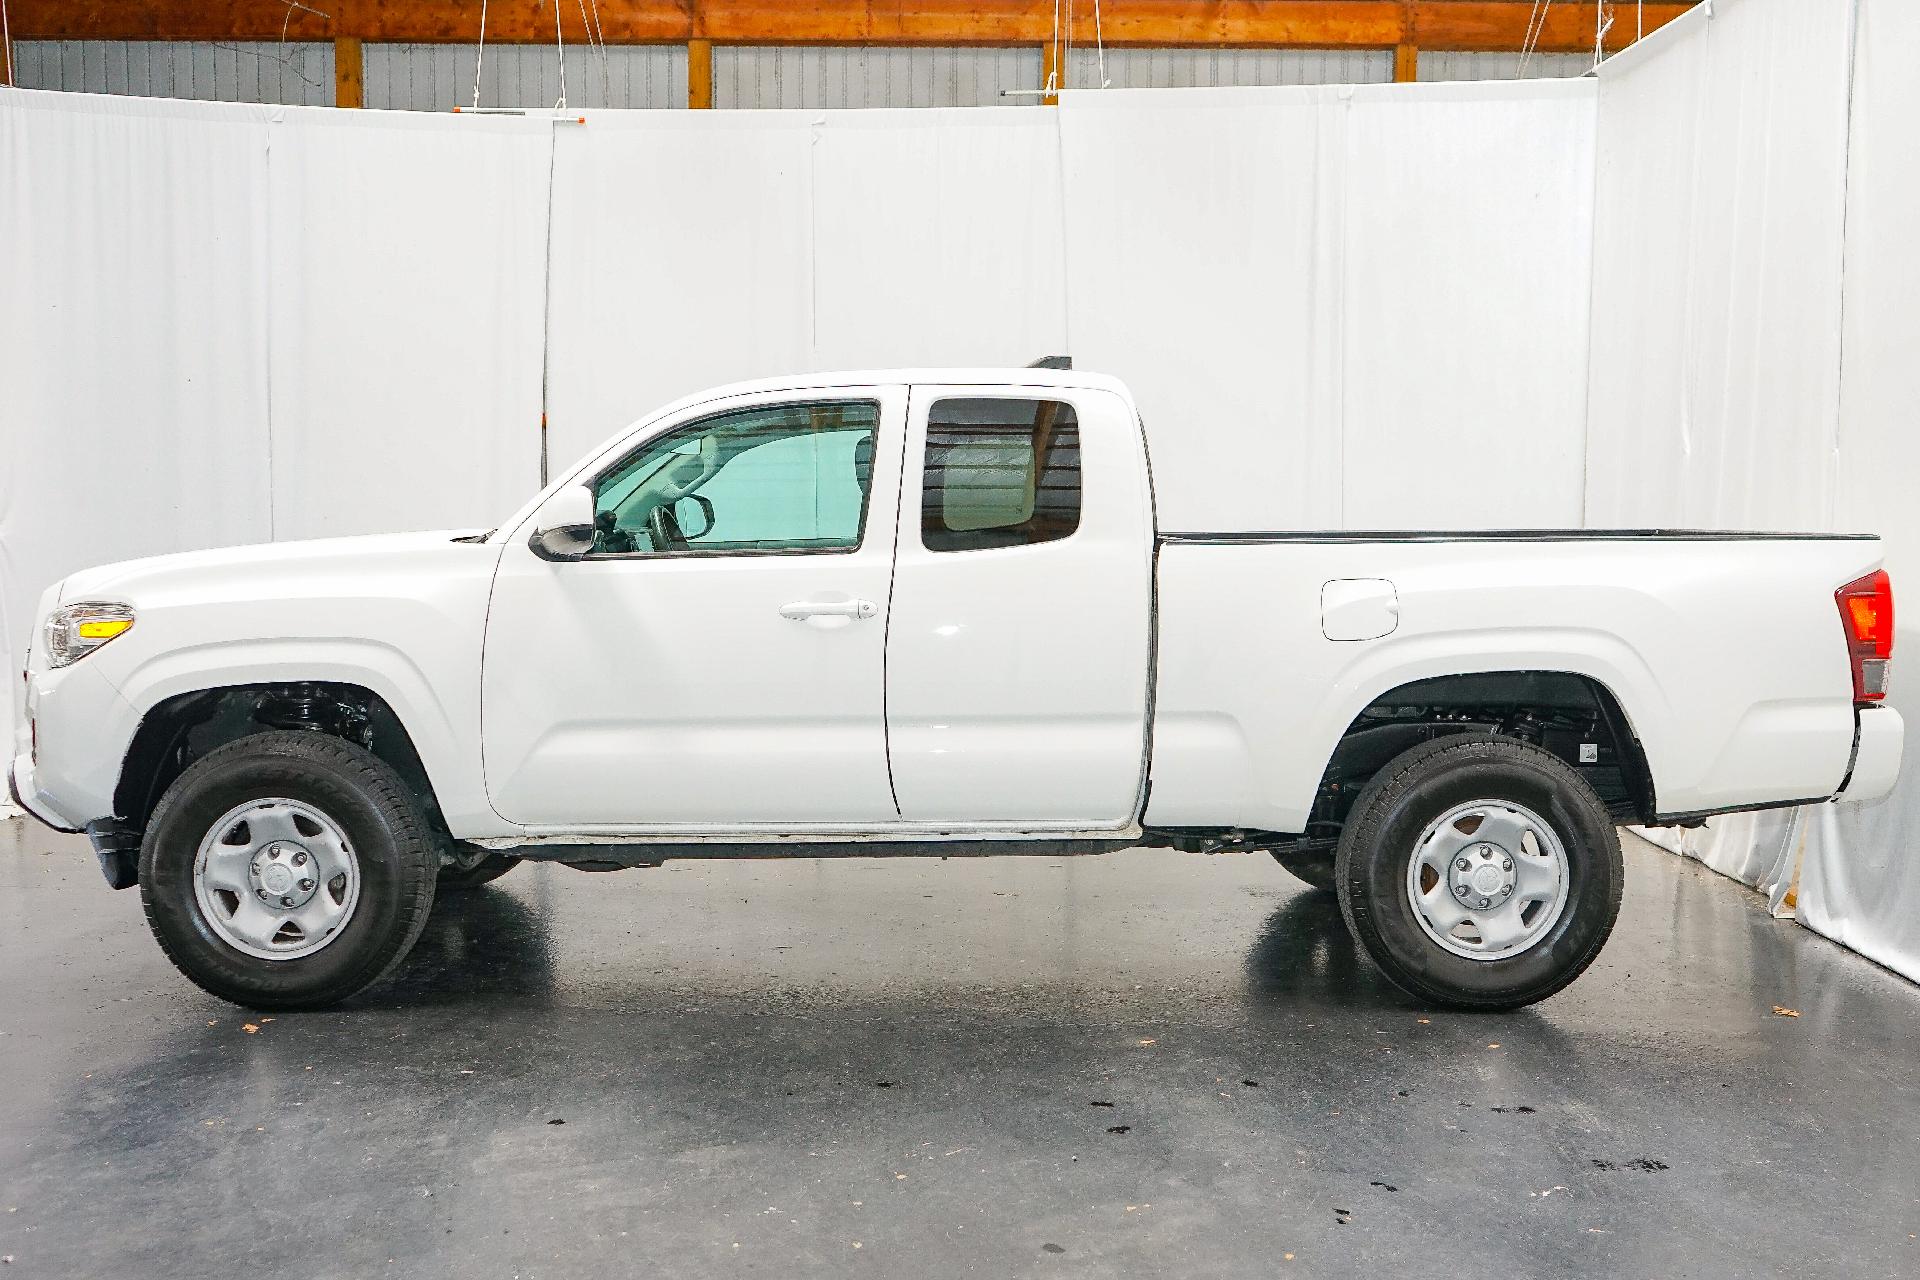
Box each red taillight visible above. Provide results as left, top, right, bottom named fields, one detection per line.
left=1836, top=569, right=1895, bottom=702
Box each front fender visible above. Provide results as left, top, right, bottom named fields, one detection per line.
left=101, top=638, right=510, bottom=838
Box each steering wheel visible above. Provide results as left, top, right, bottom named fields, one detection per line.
left=646, top=502, right=690, bottom=552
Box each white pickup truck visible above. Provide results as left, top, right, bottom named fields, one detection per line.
left=10, top=367, right=1903, bottom=1013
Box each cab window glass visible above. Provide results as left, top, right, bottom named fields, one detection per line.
left=592, top=401, right=879, bottom=555
left=922, top=397, right=1080, bottom=552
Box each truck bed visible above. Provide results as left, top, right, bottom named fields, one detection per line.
left=1144, top=530, right=1883, bottom=832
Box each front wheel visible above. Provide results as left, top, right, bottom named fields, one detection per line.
left=1335, top=734, right=1623, bottom=1012
left=138, top=731, right=440, bottom=1010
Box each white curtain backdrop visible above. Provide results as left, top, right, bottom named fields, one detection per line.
left=1582, top=0, right=1920, bottom=982
left=1797, top=0, right=1920, bottom=980
left=264, top=108, right=551, bottom=540
left=1058, top=80, right=1596, bottom=534
left=0, top=90, right=551, bottom=782
left=1584, top=0, right=1854, bottom=903
left=1585, top=0, right=1850, bottom=533
left=0, top=92, right=276, bottom=749
left=543, top=108, right=1067, bottom=470
left=542, top=111, right=817, bottom=468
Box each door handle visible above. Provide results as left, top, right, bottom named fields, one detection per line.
left=779, top=598, right=879, bottom=621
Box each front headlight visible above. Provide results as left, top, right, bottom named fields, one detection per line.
left=44, top=602, right=136, bottom=668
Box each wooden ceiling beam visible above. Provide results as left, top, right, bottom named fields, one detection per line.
left=5, top=2, right=1698, bottom=53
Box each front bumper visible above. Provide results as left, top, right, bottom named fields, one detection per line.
left=11, top=756, right=140, bottom=888
left=11, top=655, right=138, bottom=835
left=8, top=752, right=81, bottom=833
left=1837, top=705, right=1904, bottom=803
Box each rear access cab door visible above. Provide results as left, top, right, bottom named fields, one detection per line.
left=882, top=383, right=1157, bottom=828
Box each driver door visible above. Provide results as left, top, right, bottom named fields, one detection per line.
left=481, top=387, right=907, bottom=829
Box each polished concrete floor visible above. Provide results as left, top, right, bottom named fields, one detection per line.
left=1, top=819, right=1917, bottom=1279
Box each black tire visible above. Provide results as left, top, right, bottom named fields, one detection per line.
left=1334, top=734, right=1623, bottom=1012
left=1268, top=845, right=1336, bottom=892
left=438, top=846, right=521, bottom=891
left=138, top=731, right=439, bottom=1010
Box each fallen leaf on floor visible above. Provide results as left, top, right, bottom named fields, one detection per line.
left=242, top=1024, right=259, bottom=1035
left=1137, top=1038, right=1156, bottom=1046
left=1487, top=1042, right=1500, bottom=1049
left=1772, top=1006, right=1800, bottom=1017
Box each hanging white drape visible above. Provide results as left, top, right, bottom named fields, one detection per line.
left=542, top=107, right=1068, bottom=471
left=264, top=107, right=551, bottom=540
left=1058, top=81, right=1597, bottom=534
left=1585, top=0, right=1850, bottom=532
left=0, top=92, right=276, bottom=755
left=1797, top=0, right=1920, bottom=982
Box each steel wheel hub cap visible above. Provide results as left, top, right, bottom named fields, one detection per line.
left=193, top=799, right=361, bottom=961
left=1406, top=800, right=1570, bottom=961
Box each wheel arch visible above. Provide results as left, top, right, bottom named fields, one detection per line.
left=103, top=638, right=492, bottom=835
left=113, top=680, right=451, bottom=840
left=1308, top=669, right=1657, bottom=838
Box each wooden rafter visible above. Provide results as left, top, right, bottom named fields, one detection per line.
left=7, top=3, right=1698, bottom=54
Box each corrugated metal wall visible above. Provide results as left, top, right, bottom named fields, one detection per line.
left=10, top=40, right=334, bottom=105
left=8, top=41, right=1597, bottom=107
left=1417, top=51, right=1594, bottom=81
left=715, top=46, right=1044, bottom=108
left=362, top=44, right=688, bottom=111
left=1063, top=47, right=1394, bottom=89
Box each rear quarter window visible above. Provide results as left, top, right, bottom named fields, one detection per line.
left=922, top=397, right=1081, bottom=552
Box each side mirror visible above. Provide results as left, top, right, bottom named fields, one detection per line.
left=528, top=485, right=596, bottom=562
left=673, top=494, right=715, bottom=540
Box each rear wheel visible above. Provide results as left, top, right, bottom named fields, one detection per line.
left=138, top=731, right=439, bottom=1010
left=1335, top=734, right=1622, bottom=1011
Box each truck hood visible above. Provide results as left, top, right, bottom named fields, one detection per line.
left=57, top=530, right=493, bottom=604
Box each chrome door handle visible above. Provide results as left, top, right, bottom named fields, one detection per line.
left=779, top=598, right=879, bottom=621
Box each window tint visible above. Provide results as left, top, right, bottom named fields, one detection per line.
left=593, top=401, right=878, bottom=555
left=922, top=398, right=1081, bottom=552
